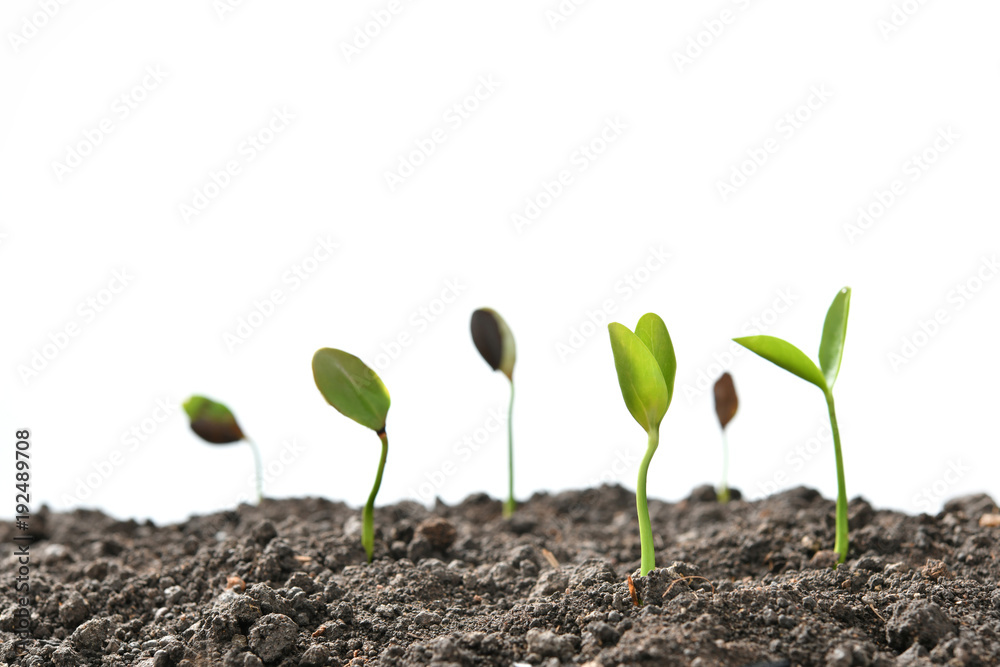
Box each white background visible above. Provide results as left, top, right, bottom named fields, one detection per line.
left=2, top=0, right=998, bottom=525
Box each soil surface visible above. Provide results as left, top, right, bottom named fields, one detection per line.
left=2, top=485, right=1000, bottom=667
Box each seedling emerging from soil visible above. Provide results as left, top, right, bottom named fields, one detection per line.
left=470, top=308, right=517, bottom=518
left=182, top=395, right=263, bottom=504
left=608, top=313, right=676, bottom=576
left=713, top=372, right=738, bottom=503
left=734, top=287, right=852, bottom=563
left=312, top=348, right=391, bottom=563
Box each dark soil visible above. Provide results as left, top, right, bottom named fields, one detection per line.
left=2, top=485, right=1000, bottom=667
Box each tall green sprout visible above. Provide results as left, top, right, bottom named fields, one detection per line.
left=470, top=308, right=517, bottom=518
left=735, top=287, right=851, bottom=563
left=608, top=313, right=676, bottom=576
left=312, top=348, right=391, bottom=563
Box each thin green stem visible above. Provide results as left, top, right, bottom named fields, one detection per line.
left=825, top=390, right=848, bottom=564
left=718, top=430, right=730, bottom=504
left=503, top=380, right=516, bottom=519
left=637, top=426, right=659, bottom=576
left=362, top=431, right=389, bottom=563
left=245, top=438, right=263, bottom=505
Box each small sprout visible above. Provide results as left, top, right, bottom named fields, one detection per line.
left=312, top=348, right=391, bottom=563
left=734, top=287, right=852, bottom=563
left=713, top=372, right=739, bottom=503
left=608, top=313, right=676, bottom=576
left=182, top=395, right=263, bottom=504
left=470, top=308, right=517, bottom=518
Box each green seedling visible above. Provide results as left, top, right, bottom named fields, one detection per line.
left=608, top=313, right=676, bottom=576
left=312, top=348, right=391, bottom=563
left=734, top=287, right=852, bottom=563
left=470, top=308, right=517, bottom=518
left=713, top=372, right=738, bottom=503
left=182, top=395, right=263, bottom=504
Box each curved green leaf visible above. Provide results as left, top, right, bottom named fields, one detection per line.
left=634, top=313, right=676, bottom=409
left=819, top=287, right=851, bottom=389
left=312, top=348, right=391, bottom=432
left=183, top=395, right=245, bottom=444
left=733, top=335, right=827, bottom=391
left=471, top=308, right=516, bottom=381
left=609, top=322, right=668, bottom=433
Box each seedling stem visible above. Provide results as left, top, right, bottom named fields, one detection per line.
left=504, top=381, right=516, bottom=519
left=718, top=431, right=730, bottom=504
left=825, top=390, right=848, bottom=562
left=246, top=438, right=263, bottom=505
left=637, top=426, right=659, bottom=576
left=362, top=431, right=389, bottom=563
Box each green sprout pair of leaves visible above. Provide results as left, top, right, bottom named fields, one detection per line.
left=735, top=287, right=851, bottom=563
left=312, top=348, right=391, bottom=563
left=713, top=373, right=738, bottom=503
left=608, top=313, right=676, bottom=577
left=470, top=308, right=517, bottom=518
left=183, top=396, right=263, bottom=505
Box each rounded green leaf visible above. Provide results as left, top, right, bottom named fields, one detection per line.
left=183, top=395, right=245, bottom=444
left=819, top=287, right=851, bottom=389
left=634, top=313, right=676, bottom=409
left=608, top=322, right=668, bottom=433
left=471, top=308, right=516, bottom=381
left=733, top=335, right=827, bottom=391
left=312, top=348, right=391, bottom=433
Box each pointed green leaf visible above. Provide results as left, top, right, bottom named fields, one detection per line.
left=609, top=322, right=668, bottom=433
left=634, top=313, right=676, bottom=409
left=312, top=348, right=391, bottom=432
left=471, top=308, right=516, bottom=381
left=733, top=335, right=828, bottom=391
left=819, top=287, right=851, bottom=389
left=183, top=395, right=245, bottom=444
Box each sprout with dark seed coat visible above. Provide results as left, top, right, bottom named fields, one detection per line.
left=183, top=395, right=263, bottom=504
left=713, top=372, right=739, bottom=503
left=470, top=308, right=517, bottom=518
